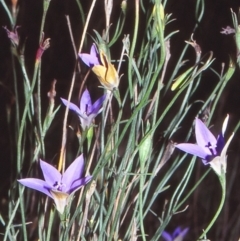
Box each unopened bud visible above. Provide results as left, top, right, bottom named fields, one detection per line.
left=121, top=0, right=127, bottom=14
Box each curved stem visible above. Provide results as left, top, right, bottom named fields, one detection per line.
left=198, top=174, right=226, bottom=240
left=0, top=0, right=14, bottom=27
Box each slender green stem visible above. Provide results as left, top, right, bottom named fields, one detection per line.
left=198, top=173, right=226, bottom=240
left=19, top=186, right=27, bottom=241
left=18, top=54, right=34, bottom=116
left=139, top=158, right=146, bottom=241
left=174, top=168, right=211, bottom=212
left=39, top=0, right=50, bottom=42
left=0, top=0, right=14, bottom=26
left=37, top=61, right=45, bottom=157
left=3, top=188, right=24, bottom=241
left=128, top=0, right=139, bottom=98
left=17, top=64, right=39, bottom=172
left=150, top=168, right=211, bottom=241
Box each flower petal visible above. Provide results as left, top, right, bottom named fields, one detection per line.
left=195, top=118, right=217, bottom=147
left=106, top=62, right=119, bottom=89
left=79, top=45, right=100, bottom=67
left=221, top=132, right=234, bottom=158
left=68, top=176, right=92, bottom=193
left=18, top=178, right=53, bottom=198
left=61, top=98, right=86, bottom=119
left=174, top=227, right=189, bottom=240
left=92, top=52, right=119, bottom=90
left=172, top=227, right=182, bottom=238
left=92, top=65, right=108, bottom=86
left=90, top=44, right=99, bottom=58
left=80, top=89, right=92, bottom=115
left=175, top=143, right=210, bottom=160
left=40, top=160, right=61, bottom=186
left=91, top=94, right=106, bottom=114
left=210, top=156, right=222, bottom=176
left=216, top=133, right=225, bottom=155
left=222, top=114, right=229, bottom=136
left=62, top=154, right=85, bottom=191
left=161, top=231, right=172, bottom=241
left=210, top=132, right=234, bottom=175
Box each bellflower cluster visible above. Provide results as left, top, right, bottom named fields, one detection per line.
left=18, top=154, right=92, bottom=214
left=162, top=227, right=189, bottom=241
left=175, top=115, right=234, bottom=176
left=79, top=44, right=119, bottom=90
left=61, top=88, right=106, bottom=130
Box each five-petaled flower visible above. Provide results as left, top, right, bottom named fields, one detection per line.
left=162, top=227, right=189, bottom=241
left=18, top=154, right=92, bottom=214
left=61, top=88, right=106, bottom=130
left=79, top=44, right=119, bottom=90
left=175, top=115, right=234, bottom=176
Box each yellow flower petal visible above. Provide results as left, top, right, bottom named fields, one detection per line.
left=92, top=51, right=119, bottom=90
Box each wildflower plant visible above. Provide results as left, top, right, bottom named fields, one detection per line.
left=175, top=116, right=234, bottom=239
left=1, top=0, right=240, bottom=241
left=18, top=154, right=91, bottom=215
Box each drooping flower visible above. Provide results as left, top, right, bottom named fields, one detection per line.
left=18, top=154, right=92, bottom=214
left=3, top=26, right=20, bottom=46
left=162, top=227, right=189, bottom=241
left=61, top=88, right=106, bottom=130
left=36, top=33, right=50, bottom=63
left=79, top=44, right=119, bottom=90
left=175, top=115, right=234, bottom=176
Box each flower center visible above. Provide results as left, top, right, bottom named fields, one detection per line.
left=206, top=142, right=217, bottom=156
left=83, top=104, right=90, bottom=116
left=53, top=181, right=65, bottom=192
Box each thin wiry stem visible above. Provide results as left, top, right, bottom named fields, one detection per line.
left=198, top=174, right=226, bottom=240
left=58, top=0, right=97, bottom=172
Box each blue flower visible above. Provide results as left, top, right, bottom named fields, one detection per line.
left=175, top=115, right=234, bottom=176
left=18, top=154, right=91, bottom=214
left=61, top=88, right=106, bottom=130
left=162, top=227, right=189, bottom=241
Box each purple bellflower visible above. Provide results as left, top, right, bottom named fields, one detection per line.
left=18, top=154, right=92, bottom=214
left=175, top=115, right=234, bottom=176
left=61, top=89, right=106, bottom=130
left=162, top=227, right=189, bottom=241
left=79, top=44, right=119, bottom=90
